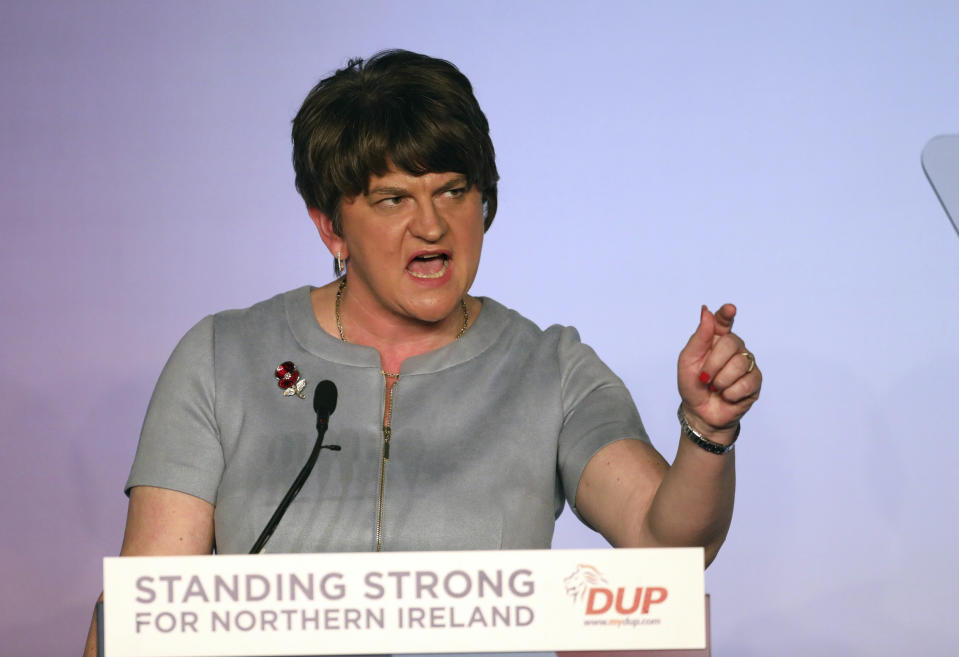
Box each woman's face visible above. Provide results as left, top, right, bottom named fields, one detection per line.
left=326, top=167, right=485, bottom=328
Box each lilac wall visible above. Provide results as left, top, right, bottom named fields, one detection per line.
left=2, top=2, right=958, bottom=655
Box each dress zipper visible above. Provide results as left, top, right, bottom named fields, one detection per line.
left=375, top=377, right=396, bottom=551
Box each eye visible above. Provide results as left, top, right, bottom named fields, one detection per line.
left=378, top=195, right=404, bottom=207
left=444, top=186, right=468, bottom=199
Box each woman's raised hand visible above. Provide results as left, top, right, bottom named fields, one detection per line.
left=677, top=304, right=762, bottom=441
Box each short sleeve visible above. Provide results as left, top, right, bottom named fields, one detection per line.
left=554, top=327, right=648, bottom=519
left=125, top=315, right=224, bottom=504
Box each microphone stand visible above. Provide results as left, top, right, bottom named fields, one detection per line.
left=250, top=382, right=339, bottom=554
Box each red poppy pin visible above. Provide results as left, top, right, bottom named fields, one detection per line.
left=274, top=361, right=307, bottom=398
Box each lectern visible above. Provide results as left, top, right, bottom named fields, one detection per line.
left=99, top=548, right=709, bottom=657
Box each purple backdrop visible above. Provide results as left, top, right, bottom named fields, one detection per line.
left=2, top=2, right=958, bottom=655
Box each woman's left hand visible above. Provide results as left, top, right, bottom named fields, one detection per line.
left=677, top=304, right=761, bottom=440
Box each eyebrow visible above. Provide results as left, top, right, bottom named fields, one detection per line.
left=367, top=175, right=468, bottom=197
left=434, top=175, right=469, bottom=193
left=367, top=185, right=407, bottom=197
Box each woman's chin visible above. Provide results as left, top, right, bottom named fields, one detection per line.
left=404, top=295, right=466, bottom=327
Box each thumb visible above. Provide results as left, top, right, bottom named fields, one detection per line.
left=682, top=305, right=716, bottom=362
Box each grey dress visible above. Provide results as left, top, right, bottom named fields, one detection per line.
left=126, top=287, right=648, bottom=554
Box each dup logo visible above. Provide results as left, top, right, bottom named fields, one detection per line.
left=563, top=565, right=668, bottom=616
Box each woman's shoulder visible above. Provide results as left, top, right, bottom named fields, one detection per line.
left=481, top=296, right=584, bottom=345
left=210, top=286, right=307, bottom=324
left=167, top=287, right=310, bottom=357
left=475, top=297, right=592, bottom=372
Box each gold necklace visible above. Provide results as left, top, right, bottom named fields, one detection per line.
left=334, top=278, right=470, bottom=377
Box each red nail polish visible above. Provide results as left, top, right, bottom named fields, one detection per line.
left=699, top=371, right=710, bottom=383
left=709, top=384, right=718, bottom=393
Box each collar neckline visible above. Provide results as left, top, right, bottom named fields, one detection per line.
left=284, top=286, right=506, bottom=375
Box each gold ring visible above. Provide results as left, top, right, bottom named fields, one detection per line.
left=741, top=351, right=755, bottom=373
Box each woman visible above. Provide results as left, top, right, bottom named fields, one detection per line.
left=84, top=49, right=760, bottom=653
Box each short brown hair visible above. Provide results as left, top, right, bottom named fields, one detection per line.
left=292, top=50, right=499, bottom=235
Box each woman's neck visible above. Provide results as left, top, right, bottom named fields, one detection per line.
left=310, top=281, right=478, bottom=374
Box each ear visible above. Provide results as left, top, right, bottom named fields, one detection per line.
left=308, top=207, right=347, bottom=259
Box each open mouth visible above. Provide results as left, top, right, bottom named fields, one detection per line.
left=406, top=253, right=450, bottom=279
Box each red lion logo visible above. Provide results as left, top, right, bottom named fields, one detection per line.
left=563, top=564, right=608, bottom=603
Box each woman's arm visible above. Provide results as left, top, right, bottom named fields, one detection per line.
left=575, top=432, right=735, bottom=566
left=576, top=303, right=759, bottom=566
left=82, top=486, right=214, bottom=656
left=116, top=486, right=215, bottom=556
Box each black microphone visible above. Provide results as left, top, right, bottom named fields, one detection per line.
left=313, top=379, right=337, bottom=422
left=313, top=379, right=341, bottom=451
left=249, top=380, right=339, bottom=554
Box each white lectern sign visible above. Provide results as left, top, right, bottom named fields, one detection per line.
left=103, top=548, right=705, bottom=656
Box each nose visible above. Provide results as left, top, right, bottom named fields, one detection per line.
left=409, top=199, right=447, bottom=242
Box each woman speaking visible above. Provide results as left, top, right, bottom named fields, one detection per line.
left=85, top=49, right=761, bottom=654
